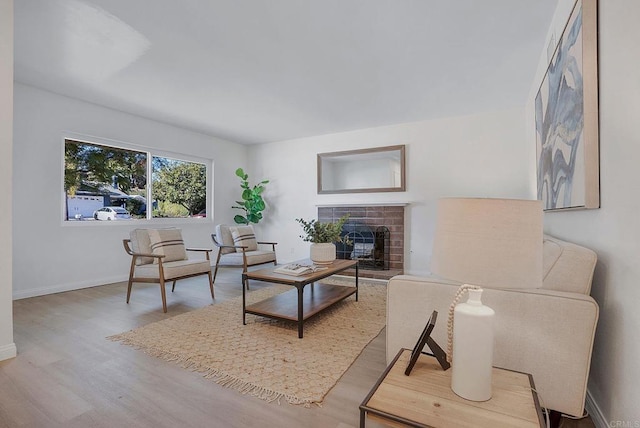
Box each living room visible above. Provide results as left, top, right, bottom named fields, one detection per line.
left=1, top=1, right=639, bottom=427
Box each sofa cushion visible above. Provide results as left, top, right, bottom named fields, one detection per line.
left=130, top=229, right=154, bottom=265
left=148, top=228, right=187, bottom=263
left=541, top=235, right=597, bottom=294
left=230, top=226, right=258, bottom=252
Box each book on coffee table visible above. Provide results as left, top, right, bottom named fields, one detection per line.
left=273, top=263, right=328, bottom=276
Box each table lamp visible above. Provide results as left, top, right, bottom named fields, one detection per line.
left=431, top=198, right=543, bottom=289
left=430, top=197, right=543, bottom=401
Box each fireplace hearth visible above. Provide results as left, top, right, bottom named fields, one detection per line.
left=336, top=222, right=390, bottom=271
left=318, top=204, right=404, bottom=280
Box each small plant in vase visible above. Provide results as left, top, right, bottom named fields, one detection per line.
left=296, top=215, right=351, bottom=265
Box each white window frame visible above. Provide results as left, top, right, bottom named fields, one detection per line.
left=61, top=132, right=213, bottom=226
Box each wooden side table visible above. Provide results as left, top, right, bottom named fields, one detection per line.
left=360, top=349, right=545, bottom=427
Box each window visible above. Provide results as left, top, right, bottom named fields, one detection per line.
left=64, top=138, right=208, bottom=222
left=151, top=156, right=206, bottom=218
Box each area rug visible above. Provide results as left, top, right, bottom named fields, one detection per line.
left=108, top=278, right=387, bottom=406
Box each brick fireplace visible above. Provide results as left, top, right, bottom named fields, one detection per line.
left=317, top=204, right=405, bottom=280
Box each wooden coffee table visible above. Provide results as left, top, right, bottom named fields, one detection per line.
left=241, top=259, right=358, bottom=338
left=360, top=349, right=545, bottom=427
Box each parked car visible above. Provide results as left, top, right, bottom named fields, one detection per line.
left=192, top=209, right=206, bottom=218
left=93, top=206, right=131, bottom=221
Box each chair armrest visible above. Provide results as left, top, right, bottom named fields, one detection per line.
left=211, top=233, right=247, bottom=251
left=257, top=241, right=277, bottom=251
left=186, top=248, right=212, bottom=253
left=122, top=239, right=165, bottom=259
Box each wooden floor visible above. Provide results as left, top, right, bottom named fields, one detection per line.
left=1, top=269, right=595, bottom=428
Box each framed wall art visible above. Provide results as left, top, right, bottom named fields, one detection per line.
left=535, top=0, right=599, bottom=211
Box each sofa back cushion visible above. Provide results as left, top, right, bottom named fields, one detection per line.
left=148, top=228, right=187, bottom=263
left=229, top=225, right=258, bottom=252
left=542, top=235, right=597, bottom=294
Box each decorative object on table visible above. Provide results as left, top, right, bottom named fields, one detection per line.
left=232, top=167, right=269, bottom=224
left=295, top=215, right=351, bottom=265
left=404, top=310, right=450, bottom=376
left=109, top=277, right=386, bottom=406
left=535, top=0, right=599, bottom=211
left=273, top=263, right=328, bottom=276
left=447, top=285, right=495, bottom=401
left=430, top=198, right=542, bottom=401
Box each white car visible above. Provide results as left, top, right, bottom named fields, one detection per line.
left=93, top=206, right=131, bottom=221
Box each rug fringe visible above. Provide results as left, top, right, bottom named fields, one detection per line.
left=107, top=335, right=316, bottom=407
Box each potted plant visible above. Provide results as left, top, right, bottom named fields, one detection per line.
left=232, top=167, right=269, bottom=225
left=296, top=215, right=351, bottom=264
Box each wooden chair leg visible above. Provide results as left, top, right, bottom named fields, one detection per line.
left=212, top=264, right=220, bottom=283
left=126, top=259, right=136, bottom=303
left=126, top=277, right=134, bottom=303
left=207, top=270, right=215, bottom=299
left=159, top=279, right=167, bottom=313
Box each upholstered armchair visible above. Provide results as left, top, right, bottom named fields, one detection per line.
left=386, top=234, right=599, bottom=418
left=123, top=228, right=214, bottom=312
left=212, top=224, right=277, bottom=287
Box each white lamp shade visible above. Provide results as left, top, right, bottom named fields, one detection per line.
left=430, top=198, right=543, bottom=289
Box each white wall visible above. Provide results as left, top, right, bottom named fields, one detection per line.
left=12, top=83, right=247, bottom=299
left=527, top=0, right=640, bottom=424
left=250, top=107, right=533, bottom=274
left=0, top=0, right=16, bottom=361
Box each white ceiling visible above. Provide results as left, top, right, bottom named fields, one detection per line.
left=14, top=0, right=557, bottom=145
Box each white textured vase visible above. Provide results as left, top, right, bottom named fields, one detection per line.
left=451, top=288, right=495, bottom=401
left=310, top=243, right=336, bottom=265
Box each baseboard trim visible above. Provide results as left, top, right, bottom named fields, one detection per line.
left=585, top=388, right=607, bottom=428
left=13, top=275, right=129, bottom=300
left=0, top=343, right=17, bottom=361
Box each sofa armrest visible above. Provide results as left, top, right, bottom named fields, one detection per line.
left=387, top=275, right=599, bottom=417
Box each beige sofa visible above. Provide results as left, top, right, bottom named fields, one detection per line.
left=386, top=234, right=598, bottom=417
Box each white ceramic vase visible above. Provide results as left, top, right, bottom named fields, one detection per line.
left=451, top=288, right=495, bottom=401
left=310, top=243, right=336, bottom=265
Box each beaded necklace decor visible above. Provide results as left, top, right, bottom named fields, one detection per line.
left=446, top=284, right=483, bottom=363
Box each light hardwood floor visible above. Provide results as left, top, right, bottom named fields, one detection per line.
left=1, top=269, right=595, bottom=428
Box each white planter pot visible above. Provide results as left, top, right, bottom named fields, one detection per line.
left=310, top=243, right=336, bottom=265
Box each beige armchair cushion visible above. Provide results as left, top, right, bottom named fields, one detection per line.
left=229, top=225, right=258, bottom=252
left=218, top=250, right=276, bottom=266
left=130, top=229, right=154, bottom=265
left=135, top=259, right=212, bottom=280
left=215, top=224, right=236, bottom=254
left=148, top=228, right=187, bottom=263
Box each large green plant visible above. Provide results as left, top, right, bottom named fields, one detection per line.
left=232, top=168, right=269, bottom=225
left=295, top=215, right=352, bottom=244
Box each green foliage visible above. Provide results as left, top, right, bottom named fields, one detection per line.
left=295, top=215, right=352, bottom=244
left=152, top=161, right=206, bottom=215
left=124, top=198, right=145, bottom=217
left=232, top=168, right=269, bottom=225
left=152, top=201, right=190, bottom=218
left=64, top=140, right=146, bottom=195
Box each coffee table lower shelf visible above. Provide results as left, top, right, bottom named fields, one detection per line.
left=245, top=283, right=356, bottom=321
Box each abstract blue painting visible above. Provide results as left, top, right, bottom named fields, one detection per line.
left=535, top=0, right=599, bottom=210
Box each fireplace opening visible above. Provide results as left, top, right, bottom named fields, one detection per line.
left=336, top=222, right=390, bottom=270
